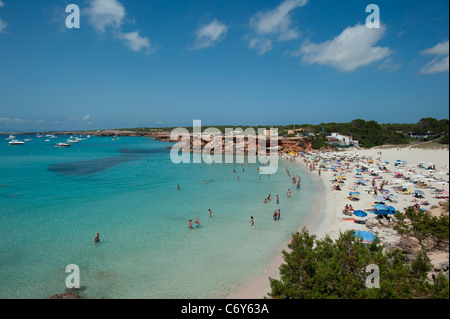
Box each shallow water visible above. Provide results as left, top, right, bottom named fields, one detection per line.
left=0, top=135, right=321, bottom=299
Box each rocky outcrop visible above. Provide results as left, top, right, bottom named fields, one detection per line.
left=47, top=292, right=81, bottom=299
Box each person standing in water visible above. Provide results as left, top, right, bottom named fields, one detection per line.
left=189, top=220, right=193, bottom=230
left=276, top=195, right=279, bottom=204
left=250, top=216, right=254, bottom=229
left=209, top=209, right=212, bottom=217
left=94, top=232, right=100, bottom=244
left=287, top=189, right=291, bottom=197
left=277, top=209, right=281, bottom=220
left=195, top=217, right=200, bottom=228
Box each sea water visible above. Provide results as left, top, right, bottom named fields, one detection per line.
left=0, top=135, right=322, bottom=299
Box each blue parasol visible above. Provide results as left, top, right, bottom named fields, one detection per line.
left=373, top=209, right=391, bottom=215
left=388, top=206, right=397, bottom=214
left=354, top=230, right=377, bottom=243
left=374, top=203, right=388, bottom=210
left=353, top=210, right=367, bottom=217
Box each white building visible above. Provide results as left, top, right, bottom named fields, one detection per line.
left=327, top=133, right=359, bottom=147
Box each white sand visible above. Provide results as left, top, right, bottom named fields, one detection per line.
left=228, top=146, right=449, bottom=299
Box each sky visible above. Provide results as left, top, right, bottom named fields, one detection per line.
left=0, top=0, right=448, bottom=132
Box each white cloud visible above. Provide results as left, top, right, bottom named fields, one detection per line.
left=419, top=40, right=449, bottom=75
left=0, top=1, right=7, bottom=34
left=248, top=37, right=273, bottom=55
left=377, top=58, right=402, bottom=72
left=247, top=0, right=308, bottom=54
left=0, top=18, right=7, bottom=33
left=85, top=0, right=156, bottom=54
left=0, top=117, right=43, bottom=124
left=119, top=31, right=154, bottom=54
left=299, top=24, right=392, bottom=72
left=85, top=0, right=126, bottom=33
left=191, top=19, right=228, bottom=50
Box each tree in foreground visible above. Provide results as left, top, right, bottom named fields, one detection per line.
left=268, top=228, right=449, bottom=299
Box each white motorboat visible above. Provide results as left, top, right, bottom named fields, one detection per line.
left=8, top=140, right=25, bottom=145
left=55, top=142, right=71, bottom=147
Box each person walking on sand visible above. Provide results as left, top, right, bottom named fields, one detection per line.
left=94, top=232, right=100, bottom=244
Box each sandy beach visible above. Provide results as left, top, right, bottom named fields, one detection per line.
left=230, top=145, right=449, bottom=299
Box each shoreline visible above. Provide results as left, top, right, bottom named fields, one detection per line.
left=226, top=158, right=335, bottom=299
left=228, top=147, right=449, bottom=299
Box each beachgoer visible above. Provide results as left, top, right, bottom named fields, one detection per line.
left=273, top=211, right=277, bottom=221
left=94, top=232, right=100, bottom=244
left=276, top=195, right=279, bottom=204
left=195, top=218, right=200, bottom=228
left=287, top=189, right=291, bottom=197
left=189, top=220, right=193, bottom=230
left=177, top=184, right=180, bottom=190
left=277, top=209, right=280, bottom=220
left=209, top=209, right=212, bottom=217
left=250, top=216, right=254, bottom=228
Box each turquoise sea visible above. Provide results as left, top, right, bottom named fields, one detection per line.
left=0, top=135, right=322, bottom=299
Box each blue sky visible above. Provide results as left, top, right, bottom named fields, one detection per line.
left=0, top=0, right=448, bottom=131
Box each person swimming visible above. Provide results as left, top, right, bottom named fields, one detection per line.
left=94, top=232, right=100, bottom=244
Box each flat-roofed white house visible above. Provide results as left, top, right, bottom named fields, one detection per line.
left=326, top=133, right=359, bottom=147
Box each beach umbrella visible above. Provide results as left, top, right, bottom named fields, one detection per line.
left=415, top=190, right=425, bottom=196
left=388, top=206, right=397, bottom=214
left=353, top=210, right=367, bottom=217
left=374, top=209, right=391, bottom=215
left=353, top=230, right=377, bottom=243
left=374, top=203, right=388, bottom=210
left=374, top=196, right=387, bottom=201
